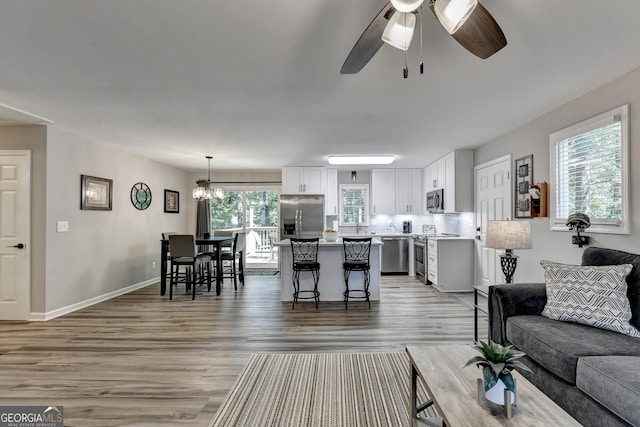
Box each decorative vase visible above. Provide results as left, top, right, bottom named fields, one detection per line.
left=484, top=378, right=516, bottom=405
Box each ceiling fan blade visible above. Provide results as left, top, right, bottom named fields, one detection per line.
left=431, top=1, right=507, bottom=59
left=341, top=2, right=395, bottom=74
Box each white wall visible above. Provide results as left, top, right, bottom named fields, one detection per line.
left=475, top=66, right=640, bottom=283
left=44, top=128, right=191, bottom=314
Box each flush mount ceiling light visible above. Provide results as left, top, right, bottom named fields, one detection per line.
left=381, top=11, right=416, bottom=51
left=328, top=155, right=395, bottom=165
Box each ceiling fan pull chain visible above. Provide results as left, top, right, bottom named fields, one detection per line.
left=404, top=12, right=409, bottom=79
left=419, top=6, right=424, bottom=74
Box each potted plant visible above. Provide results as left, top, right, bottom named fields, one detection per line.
left=463, top=340, right=532, bottom=405
left=323, top=228, right=339, bottom=242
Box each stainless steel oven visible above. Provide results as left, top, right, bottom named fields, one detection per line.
left=414, top=237, right=427, bottom=284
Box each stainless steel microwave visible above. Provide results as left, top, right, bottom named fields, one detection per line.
left=426, top=189, right=444, bottom=212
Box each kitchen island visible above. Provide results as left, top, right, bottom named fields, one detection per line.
left=275, top=238, right=383, bottom=302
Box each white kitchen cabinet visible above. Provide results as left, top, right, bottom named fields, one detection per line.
left=427, top=238, right=474, bottom=292
left=396, top=169, right=423, bottom=214
left=325, top=169, right=338, bottom=215
left=282, top=167, right=326, bottom=194
left=442, top=150, right=473, bottom=213
left=371, top=169, right=396, bottom=215
left=424, top=159, right=444, bottom=192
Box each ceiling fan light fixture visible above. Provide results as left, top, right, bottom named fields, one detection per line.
left=433, top=0, right=478, bottom=34
left=381, top=11, right=416, bottom=51
left=390, top=0, right=425, bottom=13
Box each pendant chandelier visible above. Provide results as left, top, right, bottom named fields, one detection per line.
left=192, top=156, right=224, bottom=201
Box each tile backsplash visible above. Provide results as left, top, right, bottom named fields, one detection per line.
left=328, top=212, right=475, bottom=237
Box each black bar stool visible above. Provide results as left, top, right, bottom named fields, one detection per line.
left=290, top=238, right=320, bottom=309
left=342, top=237, right=372, bottom=309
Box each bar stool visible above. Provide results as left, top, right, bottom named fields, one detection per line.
left=290, top=238, right=320, bottom=309
left=342, top=237, right=372, bottom=309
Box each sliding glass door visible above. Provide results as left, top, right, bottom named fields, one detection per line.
left=211, top=188, right=279, bottom=269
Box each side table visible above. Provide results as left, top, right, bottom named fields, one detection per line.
left=473, top=284, right=490, bottom=343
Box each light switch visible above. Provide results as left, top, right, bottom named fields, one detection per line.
left=57, top=221, right=69, bottom=232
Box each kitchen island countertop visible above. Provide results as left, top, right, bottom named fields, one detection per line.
left=276, top=238, right=382, bottom=303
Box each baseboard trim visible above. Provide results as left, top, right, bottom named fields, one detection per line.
left=29, top=277, right=159, bottom=321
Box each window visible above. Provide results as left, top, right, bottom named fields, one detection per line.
left=339, top=184, right=369, bottom=226
left=550, top=104, right=629, bottom=234
left=210, top=187, right=279, bottom=231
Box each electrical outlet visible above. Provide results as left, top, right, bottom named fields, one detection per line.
left=56, top=221, right=69, bottom=232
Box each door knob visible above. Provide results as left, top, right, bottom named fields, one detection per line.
left=9, top=243, right=25, bottom=249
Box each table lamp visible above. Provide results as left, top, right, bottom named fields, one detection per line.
left=485, top=220, right=531, bottom=283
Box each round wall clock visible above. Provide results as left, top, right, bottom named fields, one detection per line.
left=131, top=182, right=152, bottom=210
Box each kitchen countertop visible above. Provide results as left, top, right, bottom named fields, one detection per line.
left=425, top=236, right=475, bottom=241
left=274, top=238, right=383, bottom=247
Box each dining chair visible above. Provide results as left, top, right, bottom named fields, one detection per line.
left=168, top=234, right=212, bottom=300
left=342, top=237, right=372, bottom=309
left=221, top=231, right=246, bottom=290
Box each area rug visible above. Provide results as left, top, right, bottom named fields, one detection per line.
left=243, top=269, right=279, bottom=276
left=210, top=352, right=438, bottom=426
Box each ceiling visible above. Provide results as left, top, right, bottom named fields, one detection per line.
left=1, top=1, right=640, bottom=173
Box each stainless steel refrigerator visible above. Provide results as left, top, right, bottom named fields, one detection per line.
left=279, top=194, right=325, bottom=240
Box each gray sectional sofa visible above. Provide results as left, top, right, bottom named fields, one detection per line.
left=489, top=247, right=640, bottom=427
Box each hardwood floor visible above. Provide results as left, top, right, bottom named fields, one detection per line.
left=0, top=275, right=487, bottom=427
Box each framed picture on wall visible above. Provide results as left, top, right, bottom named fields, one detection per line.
left=80, top=174, right=113, bottom=211
left=164, top=189, right=179, bottom=213
left=514, top=155, right=533, bottom=218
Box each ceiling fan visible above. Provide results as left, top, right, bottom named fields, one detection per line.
left=340, top=0, right=507, bottom=74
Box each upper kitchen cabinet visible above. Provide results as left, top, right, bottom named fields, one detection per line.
left=424, top=159, right=445, bottom=192
left=423, top=150, right=473, bottom=213
left=442, top=150, right=473, bottom=213
left=282, top=167, right=326, bottom=194
left=371, top=169, right=396, bottom=215
left=396, top=169, right=423, bottom=214
left=325, top=169, right=338, bottom=215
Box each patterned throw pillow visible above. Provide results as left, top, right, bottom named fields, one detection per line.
left=540, top=260, right=640, bottom=338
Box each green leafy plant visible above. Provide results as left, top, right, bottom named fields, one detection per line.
left=463, top=340, right=532, bottom=393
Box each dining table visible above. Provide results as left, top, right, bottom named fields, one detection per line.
left=160, top=236, right=234, bottom=296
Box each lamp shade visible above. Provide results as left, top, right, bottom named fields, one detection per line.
left=433, top=0, right=478, bottom=34
left=390, top=0, right=424, bottom=13
left=381, top=11, right=416, bottom=51
left=485, top=220, right=531, bottom=250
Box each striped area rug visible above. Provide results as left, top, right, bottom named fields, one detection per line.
left=210, top=352, right=438, bottom=426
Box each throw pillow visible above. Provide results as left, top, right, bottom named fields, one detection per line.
left=540, top=260, right=640, bottom=338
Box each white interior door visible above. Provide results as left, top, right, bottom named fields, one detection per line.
left=0, top=150, right=31, bottom=320
left=475, top=155, right=511, bottom=286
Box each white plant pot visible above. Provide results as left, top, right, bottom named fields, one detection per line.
left=323, top=232, right=339, bottom=242
left=485, top=378, right=515, bottom=405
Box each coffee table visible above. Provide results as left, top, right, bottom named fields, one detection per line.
left=406, top=345, right=582, bottom=426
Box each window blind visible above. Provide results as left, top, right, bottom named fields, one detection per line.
left=554, top=120, right=622, bottom=223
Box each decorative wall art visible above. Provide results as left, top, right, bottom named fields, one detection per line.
left=514, top=155, right=533, bottom=218
left=80, top=174, right=113, bottom=211
left=131, top=182, right=152, bottom=210
left=164, top=189, right=179, bottom=213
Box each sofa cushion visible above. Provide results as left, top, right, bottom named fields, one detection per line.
left=583, top=247, right=640, bottom=331
left=506, top=315, right=640, bottom=384
left=577, top=356, right=640, bottom=425
left=540, top=260, right=640, bottom=338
